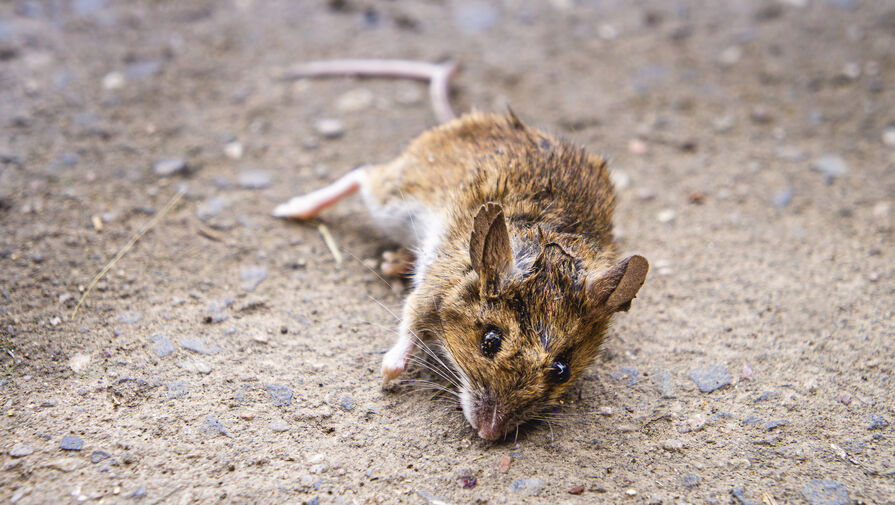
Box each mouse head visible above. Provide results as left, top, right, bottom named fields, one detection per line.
left=440, top=203, right=648, bottom=441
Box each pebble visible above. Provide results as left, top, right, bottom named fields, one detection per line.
left=9, top=443, right=33, bottom=457
left=196, top=197, right=227, bottom=221
left=685, top=414, right=706, bottom=432
left=627, top=139, right=648, bottom=155
left=811, top=155, right=848, bottom=184
left=125, top=60, right=161, bottom=79
left=776, top=145, right=805, bottom=162
left=689, top=364, right=731, bottom=393
left=240, top=265, right=268, bottom=292
left=224, top=141, right=244, bottom=160
left=60, top=435, right=83, bottom=451
left=749, top=105, right=773, bottom=124
left=731, top=488, right=755, bottom=505
left=340, top=395, right=355, bottom=411
left=609, top=367, right=639, bottom=386
left=117, top=311, right=142, bottom=324
left=610, top=169, right=630, bottom=190
left=200, top=415, right=231, bottom=437
left=865, top=414, right=889, bottom=430
left=417, top=490, right=450, bottom=505
left=101, top=71, right=124, bottom=90
left=269, top=420, right=289, bottom=433
left=662, top=439, right=684, bottom=451
left=656, top=209, right=675, bottom=223
left=568, top=485, right=585, bottom=495
left=713, top=114, right=736, bottom=132
left=508, top=478, right=546, bottom=496
left=497, top=454, right=512, bottom=473
left=126, top=484, right=147, bottom=499
left=90, top=450, right=110, bottom=463
left=718, top=45, right=742, bottom=66
left=265, top=383, right=293, bottom=407
left=681, top=475, right=699, bottom=487
left=237, top=170, right=272, bottom=189
left=150, top=335, right=174, bottom=358
left=454, top=2, right=500, bottom=34
left=883, top=127, right=895, bottom=148
left=314, top=118, right=345, bottom=139
left=754, top=391, right=777, bottom=402
left=179, top=338, right=222, bottom=355
left=336, top=88, right=374, bottom=112
left=152, top=158, right=186, bottom=177
left=166, top=380, right=189, bottom=399
left=177, top=360, right=211, bottom=375
left=800, top=480, right=850, bottom=505
left=68, top=352, right=90, bottom=373
left=772, top=188, right=794, bottom=209
left=652, top=369, right=675, bottom=398
left=764, top=419, right=788, bottom=431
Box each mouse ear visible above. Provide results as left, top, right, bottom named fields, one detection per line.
left=470, top=202, right=513, bottom=294
left=586, top=255, right=649, bottom=313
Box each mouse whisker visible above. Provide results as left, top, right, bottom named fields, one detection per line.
left=404, top=358, right=460, bottom=389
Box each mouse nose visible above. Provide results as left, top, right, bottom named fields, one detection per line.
left=473, top=394, right=507, bottom=440
left=477, top=423, right=504, bottom=441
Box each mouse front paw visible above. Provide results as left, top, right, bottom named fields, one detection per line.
left=381, top=347, right=410, bottom=383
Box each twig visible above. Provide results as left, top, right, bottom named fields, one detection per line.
left=317, top=223, right=343, bottom=265
left=197, top=224, right=223, bottom=242
left=761, top=491, right=779, bottom=505
left=70, top=189, right=185, bottom=319
left=281, top=58, right=459, bottom=124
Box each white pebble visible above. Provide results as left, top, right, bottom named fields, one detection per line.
left=224, top=141, right=244, bottom=160
left=882, top=127, right=895, bottom=148
left=102, top=71, right=125, bottom=90
left=656, top=209, right=675, bottom=223
left=336, top=88, right=374, bottom=113
left=315, top=118, right=345, bottom=139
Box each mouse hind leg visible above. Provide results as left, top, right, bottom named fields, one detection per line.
left=272, top=168, right=367, bottom=220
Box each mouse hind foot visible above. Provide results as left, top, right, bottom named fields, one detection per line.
left=272, top=168, right=366, bottom=219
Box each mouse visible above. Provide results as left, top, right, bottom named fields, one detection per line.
left=273, top=111, right=649, bottom=440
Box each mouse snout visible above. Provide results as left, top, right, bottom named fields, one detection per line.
left=472, top=393, right=508, bottom=441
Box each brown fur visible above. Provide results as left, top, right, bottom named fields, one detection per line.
left=368, top=111, right=648, bottom=439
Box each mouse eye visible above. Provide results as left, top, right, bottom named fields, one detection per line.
left=550, top=359, right=570, bottom=383
left=480, top=328, right=502, bottom=359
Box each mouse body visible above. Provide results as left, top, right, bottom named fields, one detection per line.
left=274, top=111, right=649, bottom=440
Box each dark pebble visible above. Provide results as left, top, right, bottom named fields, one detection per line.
left=865, top=414, right=889, bottom=430
left=800, top=479, right=850, bottom=505
left=60, top=435, right=83, bottom=451
left=265, top=383, right=293, bottom=407
left=609, top=367, right=639, bottom=386
left=340, top=395, right=355, bottom=411
left=688, top=364, right=731, bottom=393
left=149, top=335, right=174, bottom=358
left=90, top=450, right=110, bottom=463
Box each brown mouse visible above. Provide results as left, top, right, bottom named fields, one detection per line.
left=274, top=111, right=649, bottom=440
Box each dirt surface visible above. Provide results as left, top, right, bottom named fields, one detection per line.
left=1, top=0, right=894, bottom=503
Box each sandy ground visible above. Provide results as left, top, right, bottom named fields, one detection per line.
left=1, top=0, right=894, bottom=503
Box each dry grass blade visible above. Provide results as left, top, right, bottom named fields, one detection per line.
left=761, top=491, right=778, bottom=505
left=70, top=189, right=185, bottom=319
left=317, top=223, right=343, bottom=265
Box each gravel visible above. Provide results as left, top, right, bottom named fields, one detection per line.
left=152, top=158, right=186, bottom=177
left=731, top=488, right=755, bottom=505
left=681, top=475, right=699, bottom=487
left=116, top=311, right=142, bottom=324
left=90, top=450, right=110, bottom=463
left=240, top=265, right=268, bottom=292
left=314, top=118, right=345, bottom=139
left=265, top=383, right=293, bottom=407
left=8, top=443, right=33, bottom=457
left=865, top=414, right=889, bottom=430
left=609, top=367, right=639, bottom=386
left=652, top=369, right=675, bottom=398
left=811, top=155, right=848, bottom=184
left=200, top=415, right=231, bottom=437
left=179, top=338, right=222, bottom=355
left=237, top=170, right=272, bottom=189
left=800, top=480, right=850, bottom=505
left=60, top=435, right=83, bottom=451
left=508, top=478, right=546, bottom=496
left=149, top=335, right=175, bottom=358
left=688, top=364, right=731, bottom=393
left=269, top=420, right=289, bottom=433
left=340, top=395, right=355, bottom=411
left=166, top=380, right=189, bottom=399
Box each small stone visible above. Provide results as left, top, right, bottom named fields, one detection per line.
left=9, top=443, right=33, bottom=457
left=772, top=188, right=794, bottom=209
left=153, top=158, right=186, bottom=177
left=177, top=359, right=212, bottom=375
left=568, top=485, right=586, bottom=495
left=812, top=155, right=848, bottom=184
left=800, top=480, right=849, bottom=505
left=742, top=415, right=764, bottom=426
left=681, top=475, right=699, bottom=488
left=179, top=338, right=222, bottom=355
left=776, top=145, right=805, bottom=162
left=200, top=415, right=231, bottom=437
left=754, top=391, right=777, bottom=402
left=458, top=476, right=477, bottom=489
left=689, top=364, right=731, bottom=393
left=102, top=71, right=124, bottom=90
left=837, top=393, right=852, bottom=406
left=764, top=419, right=788, bottom=431
left=336, top=88, right=374, bottom=112
left=150, top=335, right=175, bottom=358
left=661, top=439, right=684, bottom=452
left=269, top=420, right=289, bottom=433
left=731, top=488, right=755, bottom=505
left=497, top=454, right=512, bottom=473
left=598, top=406, right=613, bottom=416
left=126, top=484, right=147, bottom=499
left=657, top=209, right=675, bottom=223
left=117, top=311, right=142, bottom=324
left=713, top=113, right=736, bottom=132
left=340, top=395, right=355, bottom=411
left=417, top=490, right=450, bottom=505
left=865, top=414, right=889, bottom=430
left=90, top=450, right=110, bottom=463
left=653, top=369, right=675, bottom=399
left=223, top=141, right=244, bottom=160
left=609, top=368, right=638, bottom=386
left=883, top=127, right=895, bottom=148
left=238, top=170, right=272, bottom=189
left=718, top=45, right=742, bottom=66
left=687, top=190, right=705, bottom=204
left=508, top=478, right=546, bottom=496
left=60, top=435, right=83, bottom=451
left=625, top=489, right=637, bottom=496
left=265, top=383, right=293, bottom=407
left=196, top=197, right=227, bottom=221
left=750, top=105, right=772, bottom=124
left=314, top=118, right=345, bottom=139
left=167, top=381, right=189, bottom=399
left=685, top=414, right=706, bottom=432
left=68, top=353, right=90, bottom=373
left=240, top=265, right=267, bottom=292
